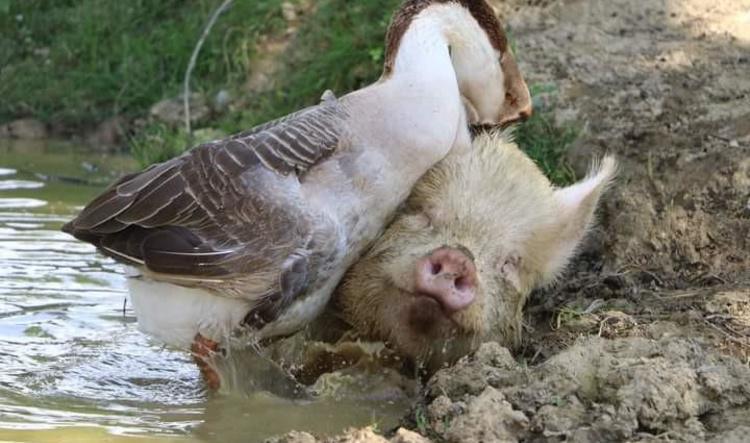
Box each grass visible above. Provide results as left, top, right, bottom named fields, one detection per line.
left=129, top=0, right=402, bottom=167
left=516, top=110, right=578, bottom=186
left=0, top=0, right=286, bottom=127
left=414, top=405, right=429, bottom=436
left=0, top=0, right=579, bottom=181
left=217, top=0, right=401, bottom=132
left=129, top=123, right=226, bottom=166
left=515, top=83, right=578, bottom=187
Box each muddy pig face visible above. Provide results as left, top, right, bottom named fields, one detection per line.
left=335, top=131, right=616, bottom=370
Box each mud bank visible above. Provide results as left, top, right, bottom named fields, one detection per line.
left=420, top=337, right=750, bottom=442
left=510, top=0, right=749, bottom=288
left=510, top=0, right=750, bottom=383
left=269, top=335, right=750, bottom=442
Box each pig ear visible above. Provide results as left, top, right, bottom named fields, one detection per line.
left=539, top=156, right=617, bottom=285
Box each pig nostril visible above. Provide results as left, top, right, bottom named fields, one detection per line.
left=455, top=276, right=467, bottom=291
left=431, top=262, right=442, bottom=275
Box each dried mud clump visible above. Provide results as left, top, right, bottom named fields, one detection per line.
left=417, top=338, right=750, bottom=442
left=270, top=337, right=750, bottom=442
left=267, top=426, right=430, bottom=443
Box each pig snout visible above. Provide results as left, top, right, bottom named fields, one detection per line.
left=414, top=247, right=477, bottom=313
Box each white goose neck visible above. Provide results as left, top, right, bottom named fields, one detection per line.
left=389, top=4, right=497, bottom=82
left=390, top=14, right=452, bottom=80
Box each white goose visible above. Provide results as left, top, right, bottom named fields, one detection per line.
left=63, top=0, right=531, bottom=388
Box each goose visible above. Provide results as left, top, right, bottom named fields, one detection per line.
left=63, top=0, right=531, bottom=389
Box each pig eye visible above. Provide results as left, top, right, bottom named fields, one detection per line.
left=405, top=213, right=431, bottom=230
left=500, top=256, right=521, bottom=272
left=416, top=213, right=432, bottom=229
left=498, top=255, right=522, bottom=291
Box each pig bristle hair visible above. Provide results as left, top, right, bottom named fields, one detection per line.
left=540, top=153, right=618, bottom=287
left=586, top=154, right=619, bottom=189
left=475, top=127, right=517, bottom=147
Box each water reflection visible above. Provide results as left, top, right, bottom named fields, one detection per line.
left=0, top=140, right=409, bottom=442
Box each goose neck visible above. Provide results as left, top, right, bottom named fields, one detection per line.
left=388, top=14, right=455, bottom=87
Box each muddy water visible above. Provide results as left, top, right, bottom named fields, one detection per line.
left=0, top=140, right=408, bottom=442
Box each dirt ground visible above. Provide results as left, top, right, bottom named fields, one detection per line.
left=268, top=0, right=750, bottom=441
left=508, top=0, right=750, bottom=367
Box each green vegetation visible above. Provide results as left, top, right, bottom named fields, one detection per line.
left=516, top=111, right=578, bottom=186
left=218, top=0, right=400, bottom=131
left=0, top=0, right=286, bottom=126
left=128, top=123, right=194, bottom=167
left=129, top=123, right=226, bottom=166
left=0, top=0, right=576, bottom=181
left=414, top=405, right=429, bottom=436
left=514, top=82, right=578, bottom=187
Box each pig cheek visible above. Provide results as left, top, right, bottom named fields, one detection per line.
left=498, top=255, right=524, bottom=292
left=388, top=294, right=456, bottom=359
left=451, top=295, right=488, bottom=338
left=483, top=283, right=527, bottom=347
left=387, top=300, right=435, bottom=359
left=406, top=296, right=445, bottom=336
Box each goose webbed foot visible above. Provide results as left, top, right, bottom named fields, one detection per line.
left=191, top=333, right=222, bottom=390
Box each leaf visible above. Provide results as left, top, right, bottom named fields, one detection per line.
left=368, top=47, right=383, bottom=63
left=0, top=0, right=10, bottom=15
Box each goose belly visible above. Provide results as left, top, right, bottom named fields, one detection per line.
left=256, top=270, right=343, bottom=340
left=128, top=278, right=249, bottom=350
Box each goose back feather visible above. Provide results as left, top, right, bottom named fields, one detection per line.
left=63, top=94, right=349, bottom=320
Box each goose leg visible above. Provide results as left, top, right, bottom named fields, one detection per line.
left=191, top=333, right=221, bottom=390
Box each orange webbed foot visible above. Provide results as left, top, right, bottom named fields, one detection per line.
left=191, top=333, right=222, bottom=390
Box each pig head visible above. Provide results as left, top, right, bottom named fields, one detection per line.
left=334, top=131, right=616, bottom=370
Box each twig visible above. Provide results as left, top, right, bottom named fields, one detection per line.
left=184, top=0, right=234, bottom=137
left=529, top=348, right=543, bottom=365
left=704, top=318, right=749, bottom=349
left=584, top=298, right=606, bottom=314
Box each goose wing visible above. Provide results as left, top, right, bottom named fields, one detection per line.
left=63, top=95, right=347, bottom=305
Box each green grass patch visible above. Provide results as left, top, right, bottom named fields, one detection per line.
left=0, top=0, right=286, bottom=127
left=516, top=83, right=578, bottom=185
left=129, top=123, right=225, bottom=168
left=516, top=111, right=578, bottom=186
left=218, top=0, right=401, bottom=132
left=126, top=0, right=401, bottom=166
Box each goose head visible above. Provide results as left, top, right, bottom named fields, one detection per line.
left=383, top=0, right=532, bottom=127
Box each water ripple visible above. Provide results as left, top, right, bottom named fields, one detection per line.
left=0, top=145, right=209, bottom=438
left=0, top=180, right=44, bottom=191
left=0, top=198, right=47, bottom=209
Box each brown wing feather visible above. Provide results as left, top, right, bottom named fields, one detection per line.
left=62, top=95, right=347, bottom=301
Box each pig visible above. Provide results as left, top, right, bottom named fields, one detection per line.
left=332, top=130, right=616, bottom=371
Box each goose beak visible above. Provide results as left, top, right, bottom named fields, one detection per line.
left=461, top=95, right=481, bottom=125
left=498, top=50, right=533, bottom=126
